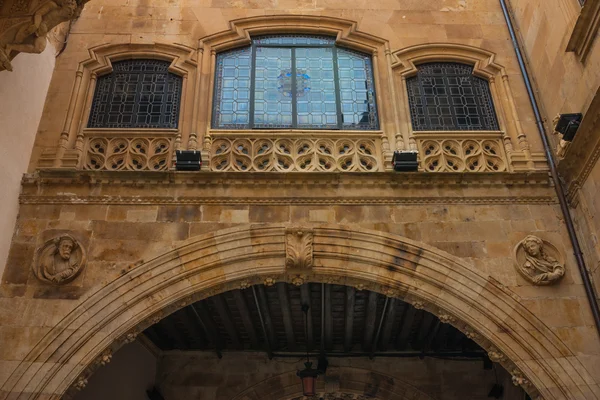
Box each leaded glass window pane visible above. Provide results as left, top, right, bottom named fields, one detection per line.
left=212, top=35, right=379, bottom=130
left=214, top=47, right=251, bottom=128
left=254, top=47, right=293, bottom=128
left=88, top=59, right=182, bottom=129
left=337, top=48, right=378, bottom=130
left=296, top=47, right=337, bottom=129
left=406, top=62, right=499, bottom=131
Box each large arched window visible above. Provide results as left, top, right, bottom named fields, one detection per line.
left=88, top=59, right=183, bottom=129
left=406, top=62, right=499, bottom=131
left=212, top=35, right=379, bottom=130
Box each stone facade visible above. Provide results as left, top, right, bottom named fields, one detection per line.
left=1, top=0, right=600, bottom=399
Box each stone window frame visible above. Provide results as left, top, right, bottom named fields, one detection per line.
left=46, top=43, right=197, bottom=169
left=391, top=43, right=538, bottom=172
left=196, top=16, right=393, bottom=154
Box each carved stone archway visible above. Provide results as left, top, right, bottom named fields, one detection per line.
left=0, top=224, right=597, bottom=399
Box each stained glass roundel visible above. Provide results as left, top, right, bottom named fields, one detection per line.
left=212, top=35, right=379, bottom=130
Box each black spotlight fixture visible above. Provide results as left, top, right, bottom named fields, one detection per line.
left=392, top=151, right=419, bottom=172
left=175, top=150, right=202, bottom=171
left=487, top=384, right=504, bottom=399
left=555, top=113, right=583, bottom=142
left=297, top=304, right=319, bottom=396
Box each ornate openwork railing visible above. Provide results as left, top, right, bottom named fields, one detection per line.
left=83, top=136, right=174, bottom=171
left=414, top=132, right=509, bottom=172
left=209, top=136, right=382, bottom=172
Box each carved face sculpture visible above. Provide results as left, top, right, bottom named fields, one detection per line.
left=58, top=238, right=74, bottom=260
left=523, top=237, right=541, bottom=257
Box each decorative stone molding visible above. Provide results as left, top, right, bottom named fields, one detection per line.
left=0, top=0, right=88, bottom=71
left=437, top=312, right=456, bottom=324
left=285, top=228, right=314, bottom=270
left=511, top=369, right=531, bottom=389
left=73, top=378, right=87, bottom=391
left=411, top=300, right=426, bottom=310
left=263, top=277, right=276, bottom=287
left=415, top=132, right=509, bottom=173
left=514, top=235, right=565, bottom=285
left=392, top=43, right=535, bottom=171
left=210, top=136, right=382, bottom=172
left=567, top=0, right=600, bottom=61
left=239, top=280, right=250, bottom=290
left=488, top=348, right=506, bottom=363
left=123, top=330, right=139, bottom=344
left=33, top=233, right=86, bottom=285
left=382, top=287, right=400, bottom=298
left=290, top=275, right=307, bottom=286
left=95, top=350, right=112, bottom=367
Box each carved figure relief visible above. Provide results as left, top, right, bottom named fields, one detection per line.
left=285, top=228, right=314, bottom=269
left=514, top=235, right=565, bottom=285
left=33, top=234, right=86, bottom=284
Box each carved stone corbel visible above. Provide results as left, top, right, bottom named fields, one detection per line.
left=0, top=0, right=89, bottom=71
left=285, top=228, right=314, bottom=270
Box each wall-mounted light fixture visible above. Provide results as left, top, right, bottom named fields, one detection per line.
left=175, top=150, right=202, bottom=171
left=392, top=151, right=419, bottom=172
left=555, top=113, right=583, bottom=141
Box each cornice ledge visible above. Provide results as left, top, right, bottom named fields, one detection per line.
left=566, top=0, right=600, bottom=61
left=23, top=169, right=553, bottom=187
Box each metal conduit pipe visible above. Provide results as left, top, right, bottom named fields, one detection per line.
left=499, top=0, right=600, bottom=336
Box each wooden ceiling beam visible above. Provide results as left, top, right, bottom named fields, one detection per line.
left=300, top=283, right=314, bottom=350
left=252, top=285, right=275, bottom=358
left=324, top=284, right=333, bottom=351
left=212, top=295, right=243, bottom=350
left=343, top=286, right=356, bottom=352
left=183, top=307, right=208, bottom=349
left=379, top=298, right=397, bottom=351
left=277, top=282, right=297, bottom=352
left=190, top=302, right=223, bottom=358
left=362, top=291, right=378, bottom=352
left=232, top=289, right=260, bottom=349
left=396, top=306, right=417, bottom=350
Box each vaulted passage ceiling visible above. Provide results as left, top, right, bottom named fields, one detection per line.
left=143, top=283, right=483, bottom=359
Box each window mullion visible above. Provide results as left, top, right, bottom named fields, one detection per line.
left=291, top=48, right=297, bottom=128
left=332, top=47, right=342, bottom=130
left=249, top=44, right=257, bottom=129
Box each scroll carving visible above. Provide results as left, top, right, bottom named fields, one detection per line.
left=514, top=235, right=565, bottom=285
left=285, top=228, right=314, bottom=270
left=0, top=0, right=89, bottom=71
left=33, top=234, right=86, bottom=285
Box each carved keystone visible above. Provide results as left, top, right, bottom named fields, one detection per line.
left=285, top=228, right=314, bottom=270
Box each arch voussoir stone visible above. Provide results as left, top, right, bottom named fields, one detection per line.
left=0, top=224, right=597, bottom=400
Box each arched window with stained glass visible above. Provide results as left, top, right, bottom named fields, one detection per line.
left=212, top=35, right=379, bottom=130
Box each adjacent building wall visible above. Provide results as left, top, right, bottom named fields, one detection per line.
left=508, top=0, right=600, bottom=298
left=0, top=41, right=57, bottom=278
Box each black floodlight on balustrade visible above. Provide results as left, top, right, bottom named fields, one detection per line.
left=392, top=151, right=419, bottom=172
left=555, top=113, right=583, bottom=142
left=175, top=150, right=202, bottom=171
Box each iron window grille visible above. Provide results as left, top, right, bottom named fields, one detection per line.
left=406, top=62, right=499, bottom=131
left=212, top=35, right=379, bottom=130
left=88, top=59, right=183, bottom=129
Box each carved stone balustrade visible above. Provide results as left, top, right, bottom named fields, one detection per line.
left=414, top=131, right=510, bottom=172
left=82, top=130, right=176, bottom=171
left=207, top=132, right=383, bottom=172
